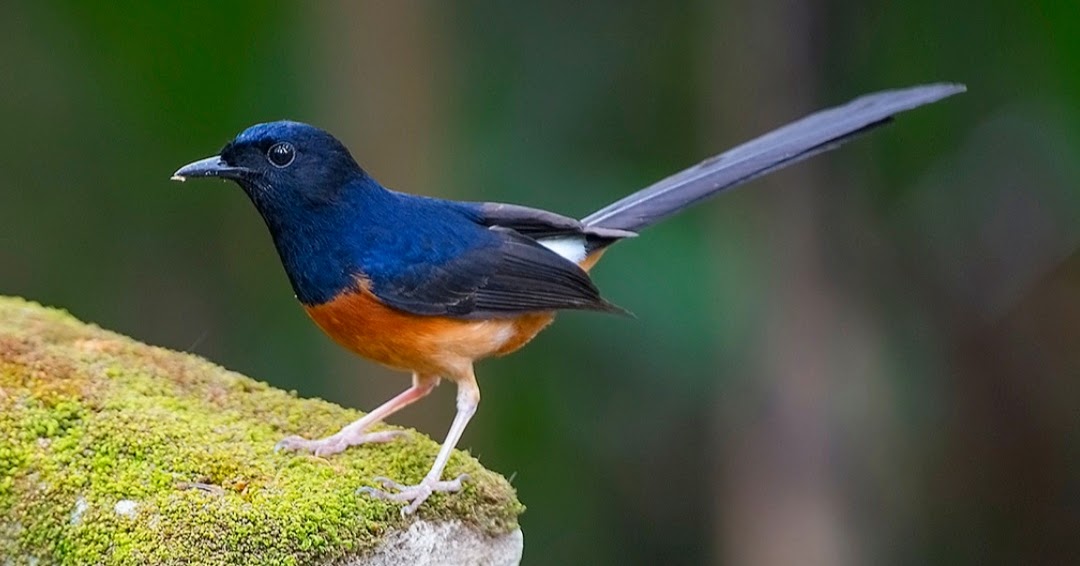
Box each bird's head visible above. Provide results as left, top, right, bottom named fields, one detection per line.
left=171, top=121, right=368, bottom=214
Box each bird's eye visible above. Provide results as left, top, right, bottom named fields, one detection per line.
left=266, top=142, right=295, bottom=168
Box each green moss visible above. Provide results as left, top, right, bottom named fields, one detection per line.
left=0, top=296, right=524, bottom=565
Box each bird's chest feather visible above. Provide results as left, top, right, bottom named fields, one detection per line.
left=304, top=286, right=554, bottom=377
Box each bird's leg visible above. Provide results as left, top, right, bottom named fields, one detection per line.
left=360, top=372, right=479, bottom=515
left=275, top=373, right=439, bottom=457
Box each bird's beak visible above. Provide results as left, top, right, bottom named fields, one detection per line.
left=170, top=155, right=248, bottom=183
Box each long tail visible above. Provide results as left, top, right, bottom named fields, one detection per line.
left=581, top=83, right=965, bottom=234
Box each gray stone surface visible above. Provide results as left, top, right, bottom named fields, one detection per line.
left=356, top=521, right=524, bottom=566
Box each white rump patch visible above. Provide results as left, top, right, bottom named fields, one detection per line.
left=538, top=236, right=587, bottom=263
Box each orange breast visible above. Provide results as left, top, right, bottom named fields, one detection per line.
left=305, top=251, right=605, bottom=378
left=304, top=286, right=555, bottom=378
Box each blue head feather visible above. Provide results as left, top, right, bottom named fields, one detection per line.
left=217, top=121, right=492, bottom=305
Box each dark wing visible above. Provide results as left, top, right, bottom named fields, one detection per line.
left=474, top=202, right=637, bottom=251
left=370, top=224, right=624, bottom=319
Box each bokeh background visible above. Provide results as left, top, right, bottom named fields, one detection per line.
left=2, top=1, right=1078, bottom=564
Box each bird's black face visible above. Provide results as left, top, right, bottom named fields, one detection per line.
left=172, top=121, right=365, bottom=214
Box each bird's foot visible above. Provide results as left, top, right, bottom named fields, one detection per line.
left=274, top=429, right=405, bottom=457
left=358, top=473, right=470, bottom=516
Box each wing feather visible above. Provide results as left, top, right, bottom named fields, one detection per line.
left=371, top=225, right=623, bottom=319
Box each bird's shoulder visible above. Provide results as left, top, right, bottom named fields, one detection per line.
left=350, top=193, right=500, bottom=276
left=356, top=193, right=623, bottom=319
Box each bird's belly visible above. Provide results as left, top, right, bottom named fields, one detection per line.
left=304, top=288, right=555, bottom=377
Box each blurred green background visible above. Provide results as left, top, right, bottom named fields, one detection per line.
left=2, top=1, right=1078, bottom=564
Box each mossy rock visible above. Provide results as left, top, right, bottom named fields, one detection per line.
left=0, top=296, right=524, bottom=565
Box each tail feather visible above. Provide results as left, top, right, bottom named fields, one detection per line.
left=581, top=83, right=965, bottom=234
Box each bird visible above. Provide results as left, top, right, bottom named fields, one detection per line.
left=172, top=83, right=964, bottom=515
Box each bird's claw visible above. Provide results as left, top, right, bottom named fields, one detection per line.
left=358, top=473, right=470, bottom=516
left=371, top=476, right=408, bottom=491
left=274, top=430, right=406, bottom=457
left=274, top=435, right=315, bottom=454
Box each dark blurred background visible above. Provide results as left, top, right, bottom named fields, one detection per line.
left=2, top=1, right=1078, bottom=564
